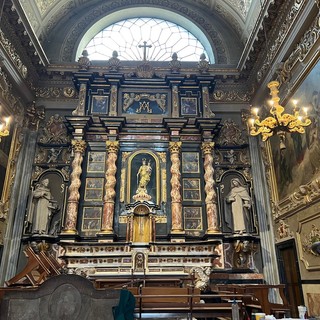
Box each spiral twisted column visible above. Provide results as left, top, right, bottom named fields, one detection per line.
left=201, top=142, right=220, bottom=233
left=63, top=139, right=86, bottom=233
left=101, top=140, right=119, bottom=233
left=169, top=141, right=184, bottom=233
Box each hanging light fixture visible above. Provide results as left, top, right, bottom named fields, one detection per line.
left=249, top=80, right=311, bottom=143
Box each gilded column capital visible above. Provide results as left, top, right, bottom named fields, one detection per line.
left=71, top=139, right=86, bottom=153
left=169, top=141, right=182, bottom=153
left=201, top=142, right=215, bottom=155
left=106, top=140, right=119, bottom=153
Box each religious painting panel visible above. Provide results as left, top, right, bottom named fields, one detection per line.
left=82, top=207, right=102, bottom=231
left=218, top=172, right=255, bottom=235
left=121, top=90, right=168, bottom=115
left=184, top=207, right=202, bottom=235
left=182, top=178, right=201, bottom=201
left=182, top=152, right=199, bottom=173
left=270, top=61, right=320, bottom=200
left=84, top=178, right=104, bottom=201
left=180, top=97, right=198, bottom=116
left=91, top=95, right=108, bottom=114
left=87, top=152, right=105, bottom=173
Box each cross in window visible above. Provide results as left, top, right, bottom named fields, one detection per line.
left=138, top=41, right=152, bottom=61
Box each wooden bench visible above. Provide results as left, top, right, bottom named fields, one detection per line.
left=215, top=284, right=291, bottom=317
left=130, top=286, right=242, bottom=319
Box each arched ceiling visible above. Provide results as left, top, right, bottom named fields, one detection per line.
left=16, top=0, right=260, bottom=65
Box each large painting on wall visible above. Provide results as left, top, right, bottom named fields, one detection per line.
left=271, top=61, right=320, bottom=200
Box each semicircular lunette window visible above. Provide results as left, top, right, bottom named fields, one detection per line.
left=84, top=17, right=212, bottom=63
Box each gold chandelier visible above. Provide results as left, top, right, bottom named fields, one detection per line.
left=249, top=80, right=311, bottom=142
left=0, top=116, right=10, bottom=142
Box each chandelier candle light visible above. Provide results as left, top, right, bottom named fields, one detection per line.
left=249, top=80, right=311, bottom=144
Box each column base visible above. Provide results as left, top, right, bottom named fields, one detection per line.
left=169, top=231, right=186, bottom=242
left=59, top=231, right=81, bottom=242
left=96, top=231, right=117, bottom=242
left=206, top=228, right=222, bottom=234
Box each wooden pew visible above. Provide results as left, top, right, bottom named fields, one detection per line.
left=131, top=286, right=242, bottom=319
left=215, top=284, right=291, bottom=317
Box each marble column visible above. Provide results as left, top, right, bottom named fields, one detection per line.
left=0, top=102, right=46, bottom=284
left=63, top=139, right=86, bottom=233
left=201, top=141, right=220, bottom=233
left=169, top=141, right=184, bottom=233
left=249, top=136, right=281, bottom=303
left=101, top=140, right=119, bottom=233
left=0, top=129, right=37, bottom=284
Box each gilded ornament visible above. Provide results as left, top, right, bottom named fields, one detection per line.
left=71, top=139, right=86, bottom=153
left=39, top=114, right=69, bottom=144
left=302, top=224, right=320, bottom=256
left=157, top=152, right=167, bottom=163
left=0, top=30, right=28, bottom=79
left=106, top=141, right=119, bottom=154
left=63, top=87, right=76, bottom=98
left=201, top=142, right=214, bottom=155
left=217, top=119, right=245, bottom=146
left=169, top=141, right=182, bottom=153
left=25, top=102, right=45, bottom=131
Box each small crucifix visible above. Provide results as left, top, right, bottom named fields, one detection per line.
left=138, top=41, right=152, bottom=61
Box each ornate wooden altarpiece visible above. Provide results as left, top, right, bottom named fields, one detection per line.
left=18, top=56, right=262, bottom=288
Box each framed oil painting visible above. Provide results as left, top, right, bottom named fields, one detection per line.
left=87, top=152, right=105, bottom=173
left=183, top=178, right=201, bottom=201
left=181, top=97, right=197, bottom=116
left=82, top=207, right=102, bottom=231
left=91, top=95, right=108, bottom=114
left=184, top=207, right=202, bottom=231
left=84, top=177, right=104, bottom=201
left=182, top=152, right=199, bottom=173
left=270, top=61, right=320, bottom=200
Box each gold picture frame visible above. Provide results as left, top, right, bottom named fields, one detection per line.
left=84, top=178, right=104, bottom=201
left=184, top=207, right=202, bottom=230
left=87, top=152, right=106, bottom=173
left=91, top=95, right=108, bottom=114
left=183, top=178, right=201, bottom=201
left=182, top=152, right=200, bottom=173
left=82, top=207, right=102, bottom=231
left=181, top=97, right=197, bottom=116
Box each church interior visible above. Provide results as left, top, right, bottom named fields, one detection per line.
left=0, top=0, right=320, bottom=319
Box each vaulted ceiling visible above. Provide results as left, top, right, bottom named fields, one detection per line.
left=1, top=0, right=318, bottom=108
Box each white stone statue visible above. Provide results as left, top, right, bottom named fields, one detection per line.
left=225, top=178, right=251, bottom=234
left=28, top=178, right=59, bottom=235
